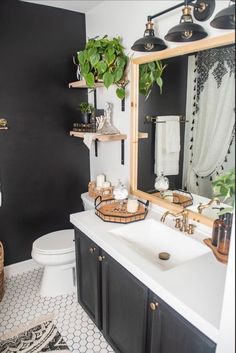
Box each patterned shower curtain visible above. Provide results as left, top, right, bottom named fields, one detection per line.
left=184, top=45, right=235, bottom=198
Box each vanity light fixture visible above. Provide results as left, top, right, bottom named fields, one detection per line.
left=131, top=20, right=167, bottom=52
left=210, top=0, right=235, bottom=29
left=165, top=1, right=208, bottom=43
left=131, top=0, right=216, bottom=52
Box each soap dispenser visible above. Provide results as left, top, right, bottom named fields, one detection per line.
left=211, top=211, right=225, bottom=247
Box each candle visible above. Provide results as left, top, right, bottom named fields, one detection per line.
left=163, top=191, right=174, bottom=203
left=102, top=181, right=111, bottom=188
left=96, top=174, right=105, bottom=188
left=127, top=199, right=139, bottom=213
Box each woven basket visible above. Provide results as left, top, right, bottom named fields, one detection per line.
left=88, top=181, right=113, bottom=201
left=0, top=241, right=4, bottom=302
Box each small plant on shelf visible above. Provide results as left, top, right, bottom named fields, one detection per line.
left=139, top=60, right=167, bottom=100
left=76, top=35, right=129, bottom=100
left=78, top=102, right=94, bottom=124
left=79, top=102, right=94, bottom=113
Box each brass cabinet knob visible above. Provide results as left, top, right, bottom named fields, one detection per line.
left=89, top=247, right=96, bottom=254
left=98, top=255, right=105, bottom=262
left=150, top=302, right=159, bottom=311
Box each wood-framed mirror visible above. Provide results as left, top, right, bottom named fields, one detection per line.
left=130, top=33, right=235, bottom=227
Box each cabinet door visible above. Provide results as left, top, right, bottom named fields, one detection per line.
left=75, top=228, right=102, bottom=329
left=101, top=251, right=148, bottom=353
left=148, top=293, right=216, bottom=353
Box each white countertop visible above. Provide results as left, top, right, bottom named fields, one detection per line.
left=70, top=208, right=227, bottom=343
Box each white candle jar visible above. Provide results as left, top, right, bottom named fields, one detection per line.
left=127, top=199, right=139, bottom=213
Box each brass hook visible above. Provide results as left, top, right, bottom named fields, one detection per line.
left=0, top=119, right=8, bottom=130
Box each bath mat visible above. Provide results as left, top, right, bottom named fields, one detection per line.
left=0, top=315, right=71, bottom=353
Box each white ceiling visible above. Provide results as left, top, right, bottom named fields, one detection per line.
left=21, top=1, right=104, bottom=13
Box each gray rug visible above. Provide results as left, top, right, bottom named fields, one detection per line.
left=0, top=318, right=71, bottom=353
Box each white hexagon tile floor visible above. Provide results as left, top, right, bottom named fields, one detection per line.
left=0, top=268, right=114, bottom=353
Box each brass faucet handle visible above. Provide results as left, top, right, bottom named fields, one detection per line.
left=174, top=218, right=182, bottom=229
left=187, top=224, right=196, bottom=235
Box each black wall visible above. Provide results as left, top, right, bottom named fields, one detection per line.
left=138, top=56, right=188, bottom=193
left=0, top=0, right=90, bottom=265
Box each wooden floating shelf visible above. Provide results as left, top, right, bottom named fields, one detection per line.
left=68, top=80, right=104, bottom=89
left=70, top=131, right=127, bottom=142
left=70, top=131, right=127, bottom=164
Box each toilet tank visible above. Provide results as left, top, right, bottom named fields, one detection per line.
left=81, top=192, right=95, bottom=210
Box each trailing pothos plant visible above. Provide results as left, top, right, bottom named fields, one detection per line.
left=76, top=36, right=129, bottom=100
left=139, top=60, right=167, bottom=100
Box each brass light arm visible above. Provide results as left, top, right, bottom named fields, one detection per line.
left=197, top=198, right=221, bottom=214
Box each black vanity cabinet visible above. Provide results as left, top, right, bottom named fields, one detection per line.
left=74, top=229, right=102, bottom=329
left=74, top=229, right=216, bottom=353
left=147, top=292, right=216, bottom=353
left=101, top=251, right=149, bottom=353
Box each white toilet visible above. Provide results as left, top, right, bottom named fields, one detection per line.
left=81, top=192, right=95, bottom=210
left=32, top=229, right=75, bottom=297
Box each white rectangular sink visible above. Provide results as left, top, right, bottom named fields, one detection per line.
left=110, top=219, right=210, bottom=271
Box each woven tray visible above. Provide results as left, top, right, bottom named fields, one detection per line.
left=0, top=241, right=4, bottom=302
left=153, top=190, right=193, bottom=208
left=204, top=238, right=228, bottom=264
left=95, top=197, right=149, bottom=224
left=88, top=181, right=113, bottom=201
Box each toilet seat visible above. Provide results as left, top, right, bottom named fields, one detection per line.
left=33, top=229, right=74, bottom=255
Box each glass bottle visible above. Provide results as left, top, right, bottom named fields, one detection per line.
left=154, top=173, right=169, bottom=197
left=211, top=215, right=225, bottom=247
left=217, top=213, right=233, bottom=256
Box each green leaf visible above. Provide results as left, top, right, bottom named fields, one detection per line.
left=84, top=72, right=95, bottom=87
left=106, top=53, right=116, bottom=66
left=107, top=47, right=115, bottom=56
left=96, top=61, right=107, bottom=75
left=116, top=87, right=125, bottom=100
left=77, top=51, right=86, bottom=65
left=90, top=53, right=100, bottom=67
left=83, top=62, right=90, bottom=75
left=116, top=57, right=126, bottom=68
left=88, top=47, right=97, bottom=59
left=103, top=72, right=114, bottom=88
left=156, top=77, right=163, bottom=93
left=148, top=62, right=155, bottom=70
left=114, top=68, right=123, bottom=82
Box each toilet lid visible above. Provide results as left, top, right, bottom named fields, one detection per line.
left=33, top=230, right=75, bottom=255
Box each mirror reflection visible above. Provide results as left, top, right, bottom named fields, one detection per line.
left=137, top=44, right=235, bottom=216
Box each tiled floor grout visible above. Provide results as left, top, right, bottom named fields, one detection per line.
left=0, top=269, right=114, bottom=353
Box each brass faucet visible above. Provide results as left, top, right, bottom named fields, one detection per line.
left=197, top=198, right=220, bottom=214
left=161, top=210, right=189, bottom=233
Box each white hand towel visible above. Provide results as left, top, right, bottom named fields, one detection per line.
left=154, top=116, right=181, bottom=176
left=83, top=133, right=97, bottom=150
left=165, top=119, right=180, bottom=153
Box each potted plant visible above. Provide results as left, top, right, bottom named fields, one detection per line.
left=78, top=102, right=94, bottom=124
left=212, top=169, right=235, bottom=215
left=76, top=36, right=129, bottom=100
left=139, top=60, right=167, bottom=100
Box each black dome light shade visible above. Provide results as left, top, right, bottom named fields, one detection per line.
left=210, top=3, right=235, bottom=29
left=131, top=21, right=167, bottom=52
left=165, top=6, right=208, bottom=42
